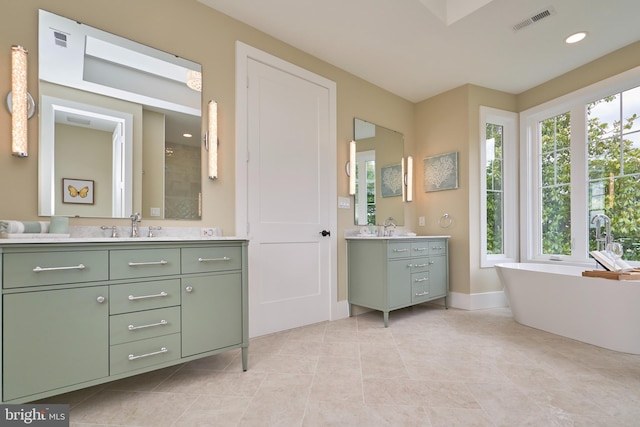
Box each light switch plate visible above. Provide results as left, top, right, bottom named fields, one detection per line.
left=418, top=216, right=425, bottom=226
left=338, top=197, right=351, bottom=209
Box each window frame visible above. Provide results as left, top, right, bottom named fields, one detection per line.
left=520, top=67, right=640, bottom=266
left=480, top=106, right=519, bottom=268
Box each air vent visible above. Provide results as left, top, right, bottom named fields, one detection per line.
left=512, top=6, right=556, bottom=32
left=53, top=31, right=67, bottom=48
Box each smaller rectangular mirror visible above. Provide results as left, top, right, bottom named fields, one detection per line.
left=353, top=118, right=404, bottom=226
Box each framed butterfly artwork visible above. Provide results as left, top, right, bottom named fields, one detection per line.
left=62, top=178, right=94, bottom=205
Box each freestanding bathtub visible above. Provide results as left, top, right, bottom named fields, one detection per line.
left=495, top=262, right=640, bottom=354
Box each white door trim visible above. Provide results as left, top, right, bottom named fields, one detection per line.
left=235, top=41, right=347, bottom=322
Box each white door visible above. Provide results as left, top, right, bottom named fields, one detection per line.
left=236, top=44, right=338, bottom=337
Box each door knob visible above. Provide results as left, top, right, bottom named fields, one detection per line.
left=320, top=230, right=331, bottom=237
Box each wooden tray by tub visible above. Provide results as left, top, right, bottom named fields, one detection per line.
left=582, top=269, right=640, bottom=280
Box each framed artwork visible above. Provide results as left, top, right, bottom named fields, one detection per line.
left=380, top=164, right=403, bottom=197
left=423, top=152, right=458, bottom=192
left=63, top=178, right=94, bottom=204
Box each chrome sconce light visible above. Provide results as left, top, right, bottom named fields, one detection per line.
left=6, top=45, right=36, bottom=157
left=403, top=155, right=413, bottom=202
left=205, top=100, right=218, bottom=180
left=347, top=140, right=356, bottom=195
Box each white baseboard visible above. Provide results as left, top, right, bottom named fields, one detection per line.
left=448, top=291, right=508, bottom=310
left=331, top=300, right=350, bottom=320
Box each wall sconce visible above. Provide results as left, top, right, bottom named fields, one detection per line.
left=205, top=100, right=218, bottom=180
left=403, top=156, right=413, bottom=202
left=348, top=140, right=356, bottom=195
left=6, top=45, right=36, bottom=157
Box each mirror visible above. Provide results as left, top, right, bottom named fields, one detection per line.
left=353, top=118, right=404, bottom=226
left=38, top=10, right=202, bottom=220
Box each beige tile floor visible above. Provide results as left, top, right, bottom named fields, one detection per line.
left=39, top=304, right=640, bottom=426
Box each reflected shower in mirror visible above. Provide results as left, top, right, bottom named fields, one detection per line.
left=353, top=118, right=404, bottom=226
left=38, top=10, right=202, bottom=220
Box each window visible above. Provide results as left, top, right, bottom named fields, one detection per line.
left=480, top=107, right=518, bottom=267
left=521, top=68, right=640, bottom=265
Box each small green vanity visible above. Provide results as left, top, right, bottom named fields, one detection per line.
left=0, top=238, right=248, bottom=403
left=347, top=236, right=449, bottom=326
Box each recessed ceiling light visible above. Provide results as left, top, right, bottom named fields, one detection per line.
left=565, top=31, right=587, bottom=44
left=183, top=133, right=193, bottom=138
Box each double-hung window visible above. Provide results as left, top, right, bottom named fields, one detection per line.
left=521, top=69, right=640, bottom=264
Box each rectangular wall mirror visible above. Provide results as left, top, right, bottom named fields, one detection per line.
left=38, top=9, right=202, bottom=220
left=353, top=118, right=404, bottom=226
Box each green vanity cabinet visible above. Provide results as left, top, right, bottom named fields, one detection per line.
left=0, top=239, right=248, bottom=404
left=347, top=236, right=449, bottom=327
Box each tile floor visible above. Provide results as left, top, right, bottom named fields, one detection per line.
left=38, top=304, right=640, bottom=426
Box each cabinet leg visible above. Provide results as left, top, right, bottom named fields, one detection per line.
left=241, top=346, right=248, bottom=371
left=383, top=311, right=389, bottom=328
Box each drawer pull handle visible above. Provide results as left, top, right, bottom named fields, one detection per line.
left=392, top=248, right=409, bottom=253
left=128, top=319, right=168, bottom=331
left=128, top=291, right=168, bottom=301
left=128, top=347, right=168, bottom=361
left=415, top=291, right=429, bottom=296
left=414, top=277, right=428, bottom=282
left=408, top=263, right=428, bottom=268
left=185, top=286, right=193, bottom=293
left=33, top=263, right=85, bottom=272
left=128, top=260, right=168, bottom=267
left=432, top=246, right=444, bottom=250
left=96, top=296, right=106, bottom=303
left=198, top=256, right=231, bottom=262
left=413, top=247, right=427, bottom=251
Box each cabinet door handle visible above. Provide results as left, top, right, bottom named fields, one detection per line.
left=198, top=257, right=230, bottom=262
left=415, top=291, right=429, bottom=296
left=414, top=277, right=428, bottom=282
left=128, top=260, right=168, bottom=267
left=128, top=347, right=168, bottom=361
left=128, top=291, right=168, bottom=300
left=96, top=296, right=106, bottom=303
left=185, top=286, right=193, bottom=293
left=128, top=319, right=168, bottom=331
left=33, top=263, right=85, bottom=272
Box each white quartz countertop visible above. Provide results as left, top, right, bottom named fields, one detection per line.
left=0, top=236, right=248, bottom=244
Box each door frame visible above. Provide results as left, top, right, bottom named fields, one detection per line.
left=235, top=41, right=347, bottom=322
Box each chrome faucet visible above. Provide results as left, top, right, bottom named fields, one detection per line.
left=383, top=217, right=396, bottom=236
left=101, top=225, right=118, bottom=238
left=130, top=212, right=141, bottom=237
left=591, top=214, right=612, bottom=251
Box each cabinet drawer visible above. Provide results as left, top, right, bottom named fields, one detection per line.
left=412, top=284, right=432, bottom=303
left=429, top=240, right=447, bottom=255
left=110, top=306, right=181, bottom=345
left=407, top=257, right=430, bottom=273
left=3, top=250, right=108, bottom=288
left=110, top=279, right=181, bottom=314
left=410, top=242, right=430, bottom=256
left=110, top=248, right=180, bottom=280
left=110, top=333, right=181, bottom=375
left=388, top=242, right=411, bottom=259
left=181, top=246, right=242, bottom=274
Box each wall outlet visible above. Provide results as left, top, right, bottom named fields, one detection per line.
left=338, top=197, right=351, bottom=209
left=150, top=207, right=161, bottom=217
left=201, top=227, right=218, bottom=237
left=418, top=216, right=425, bottom=226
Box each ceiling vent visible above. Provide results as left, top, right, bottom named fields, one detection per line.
left=512, top=6, right=556, bottom=32
left=53, top=31, right=68, bottom=48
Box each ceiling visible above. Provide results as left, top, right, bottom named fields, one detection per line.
left=198, top=0, right=640, bottom=102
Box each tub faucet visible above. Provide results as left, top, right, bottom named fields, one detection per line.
left=591, top=214, right=612, bottom=251
left=130, top=212, right=141, bottom=237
